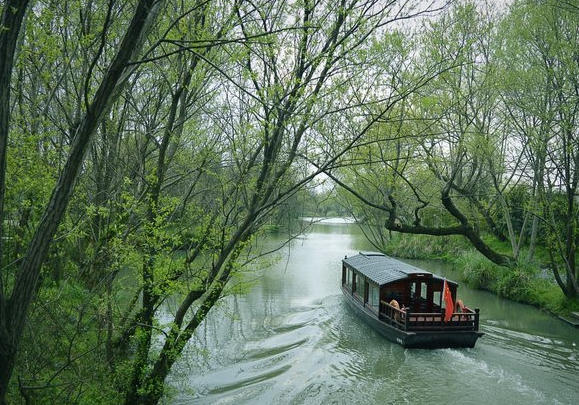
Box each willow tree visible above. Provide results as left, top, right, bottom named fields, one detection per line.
left=331, top=1, right=518, bottom=267
left=498, top=0, right=579, bottom=298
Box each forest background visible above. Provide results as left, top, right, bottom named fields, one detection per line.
left=1, top=0, right=579, bottom=404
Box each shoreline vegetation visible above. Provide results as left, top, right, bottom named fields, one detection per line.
left=383, top=232, right=579, bottom=321
left=299, top=216, right=579, bottom=320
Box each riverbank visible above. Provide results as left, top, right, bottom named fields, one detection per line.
left=385, top=233, right=579, bottom=320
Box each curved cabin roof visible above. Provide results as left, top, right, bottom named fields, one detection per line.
left=343, top=252, right=451, bottom=287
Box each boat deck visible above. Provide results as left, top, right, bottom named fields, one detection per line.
left=379, top=299, right=480, bottom=332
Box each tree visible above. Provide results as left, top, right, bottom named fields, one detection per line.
left=0, top=1, right=32, bottom=402
left=335, top=0, right=579, bottom=300
left=0, top=1, right=165, bottom=402
left=1, top=1, right=453, bottom=403
left=332, top=1, right=517, bottom=267
left=498, top=0, right=579, bottom=298
left=118, top=1, right=447, bottom=403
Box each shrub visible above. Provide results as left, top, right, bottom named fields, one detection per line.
left=457, top=251, right=501, bottom=290
left=495, top=267, right=533, bottom=301
left=387, top=234, right=467, bottom=261
left=385, top=232, right=578, bottom=317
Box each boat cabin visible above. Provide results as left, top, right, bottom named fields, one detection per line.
left=342, top=252, right=481, bottom=339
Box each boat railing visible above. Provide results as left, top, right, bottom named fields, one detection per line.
left=380, top=300, right=480, bottom=332
left=379, top=300, right=408, bottom=329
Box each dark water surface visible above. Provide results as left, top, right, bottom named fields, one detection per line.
left=168, top=220, right=579, bottom=405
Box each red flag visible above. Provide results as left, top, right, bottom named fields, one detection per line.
left=443, top=279, right=454, bottom=322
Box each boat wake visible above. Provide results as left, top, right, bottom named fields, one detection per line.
left=171, top=295, right=346, bottom=404
left=169, top=293, right=578, bottom=405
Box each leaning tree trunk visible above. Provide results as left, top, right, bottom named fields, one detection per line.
left=0, top=1, right=164, bottom=402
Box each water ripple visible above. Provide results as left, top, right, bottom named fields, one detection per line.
left=171, top=293, right=579, bottom=405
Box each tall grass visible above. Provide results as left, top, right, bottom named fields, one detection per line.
left=387, top=234, right=468, bottom=261
left=456, top=251, right=501, bottom=290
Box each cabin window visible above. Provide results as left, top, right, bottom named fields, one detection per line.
left=433, top=291, right=441, bottom=307
left=411, top=281, right=428, bottom=300
left=346, top=268, right=352, bottom=287
left=369, top=284, right=380, bottom=307
left=420, top=282, right=427, bottom=300
left=355, top=275, right=365, bottom=298
left=365, top=281, right=370, bottom=303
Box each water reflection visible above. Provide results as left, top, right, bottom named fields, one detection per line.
left=170, top=221, right=579, bottom=405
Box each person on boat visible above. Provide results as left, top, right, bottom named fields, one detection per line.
left=455, top=299, right=470, bottom=320
left=389, top=299, right=402, bottom=321
left=455, top=299, right=470, bottom=313
left=390, top=299, right=400, bottom=310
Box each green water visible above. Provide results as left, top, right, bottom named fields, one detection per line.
left=169, top=220, right=579, bottom=405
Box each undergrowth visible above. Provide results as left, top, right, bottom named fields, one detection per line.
left=386, top=233, right=579, bottom=317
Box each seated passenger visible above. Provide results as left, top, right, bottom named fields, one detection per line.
left=455, top=299, right=464, bottom=313
left=390, top=299, right=400, bottom=310
left=455, top=299, right=471, bottom=320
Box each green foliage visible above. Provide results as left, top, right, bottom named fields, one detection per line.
left=457, top=250, right=502, bottom=290
left=525, top=279, right=567, bottom=313
left=387, top=233, right=469, bottom=261
left=436, top=240, right=579, bottom=316
left=493, top=185, right=532, bottom=239
left=388, top=234, right=577, bottom=316
left=12, top=280, right=122, bottom=404
left=5, top=1, right=579, bottom=404
left=494, top=266, right=534, bottom=300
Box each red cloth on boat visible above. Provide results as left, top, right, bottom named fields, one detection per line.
left=443, top=279, right=454, bottom=322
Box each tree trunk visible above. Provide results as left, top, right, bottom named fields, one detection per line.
left=125, top=241, right=246, bottom=405
left=0, top=0, right=30, bottom=263
left=526, top=213, right=539, bottom=263
left=0, top=1, right=164, bottom=401
left=0, top=2, right=32, bottom=403
left=125, top=55, right=196, bottom=401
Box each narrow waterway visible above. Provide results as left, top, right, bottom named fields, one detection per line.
left=168, top=220, right=579, bottom=405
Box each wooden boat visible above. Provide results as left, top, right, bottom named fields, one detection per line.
left=341, top=252, right=483, bottom=349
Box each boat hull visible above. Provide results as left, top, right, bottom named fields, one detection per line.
left=342, top=286, right=483, bottom=349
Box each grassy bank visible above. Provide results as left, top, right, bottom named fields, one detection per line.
left=386, top=234, right=579, bottom=317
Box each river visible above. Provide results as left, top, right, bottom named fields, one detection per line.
left=168, top=219, right=579, bottom=405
